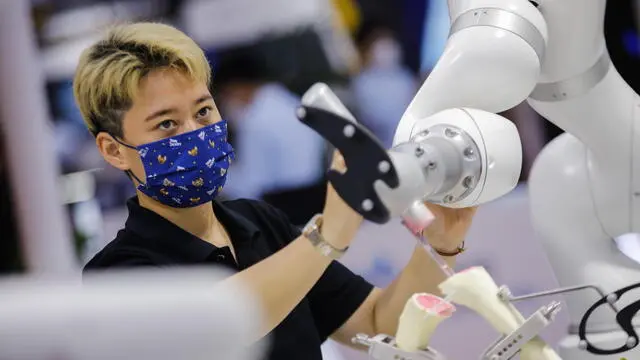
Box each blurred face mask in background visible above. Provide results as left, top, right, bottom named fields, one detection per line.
left=368, top=36, right=402, bottom=69
left=222, top=98, right=249, bottom=123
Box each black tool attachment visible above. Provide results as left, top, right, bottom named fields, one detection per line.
left=296, top=105, right=399, bottom=224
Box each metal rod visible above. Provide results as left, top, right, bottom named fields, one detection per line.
left=507, top=284, right=618, bottom=313
left=402, top=219, right=456, bottom=278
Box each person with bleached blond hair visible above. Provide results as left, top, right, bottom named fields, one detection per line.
left=76, top=22, right=476, bottom=359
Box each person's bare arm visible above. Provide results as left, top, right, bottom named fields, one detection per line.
left=225, top=152, right=362, bottom=340
left=226, top=233, right=335, bottom=338
left=329, top=248, right=454, bottom=346
left=331, top=206, right=476, bottom=346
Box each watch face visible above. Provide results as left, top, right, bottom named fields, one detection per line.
left=320, top=244, right=332, bottom=256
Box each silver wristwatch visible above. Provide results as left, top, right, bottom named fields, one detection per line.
left=302, top=214, right=348, bottom=260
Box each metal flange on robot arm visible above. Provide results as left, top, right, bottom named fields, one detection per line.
left=296, top=84, right=522, bottom=233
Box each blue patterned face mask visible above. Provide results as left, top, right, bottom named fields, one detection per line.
left=115, top=121, right=235, bottom=208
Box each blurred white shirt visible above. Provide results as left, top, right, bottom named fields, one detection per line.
left=352, top=66, right=417, bottom=148
left=351, top=37, right=418, bottom=148
left=223, top=83, right=325, bottom=199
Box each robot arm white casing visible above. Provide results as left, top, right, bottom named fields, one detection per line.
left=386, top=0, right=549, bottom=211
left=305, top=0, right=640, bottom=357
left=525, top=1, right=640, bottom=356
left=301, top=0, right=546, bottom=220
left=378, top=108, right=522, bottom=212
left=394, top=0, right=547, bottom=144
left=0, top=269, right=266, bottom=360
left=412, top=1, right=640, bottom=355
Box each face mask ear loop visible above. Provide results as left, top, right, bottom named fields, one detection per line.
left=126, top=169, right=147, bottom=188
left=110, top=133, right=137, bottom=150
left=107, top=132, right=147, bottom=188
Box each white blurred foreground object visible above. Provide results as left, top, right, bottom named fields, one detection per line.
left=0, top=0, right=76, bottom=273
left=0, top=268, right=265, bottom=360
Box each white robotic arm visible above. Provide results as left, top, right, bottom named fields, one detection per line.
left=347, top=0, right=640, bottom=358
left=298, top=84, right=522, bottom=232
left=294, top=1, right=569, bottom=359
left=395, top=0, right=547, bottom=143
left=386, top=0, right=640, bottom=358
left=298, top=0, right=550, bottom=229
left=525, top=0, right=640, bottom=358
left=389, top=0, right=551, bottom=210
left=391, top=0, right=549, bottom=210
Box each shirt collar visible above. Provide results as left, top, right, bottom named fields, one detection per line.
left=212, top=199, right=261, bottom=242
left=124, top=197, right=260, bottom=263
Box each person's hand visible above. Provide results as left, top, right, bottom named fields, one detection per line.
left=421, top=204, right=477, bottom=253
left=321, top=150, right=363, bottom=249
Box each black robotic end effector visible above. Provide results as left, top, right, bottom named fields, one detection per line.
left=295, top=105, right=399, bottom=224
left=578, top=282, right=640, bottom=355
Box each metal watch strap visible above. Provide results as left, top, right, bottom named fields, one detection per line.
left=303, top=214, right=348, bottom=260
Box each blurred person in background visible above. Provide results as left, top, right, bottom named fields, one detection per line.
left=75, top=22, right=476, bottom=359
left=213, top=49, right=327, bottom=225
left=49, top=81, right=135, bottom=209
left=351, top=19, right=418, bottom=148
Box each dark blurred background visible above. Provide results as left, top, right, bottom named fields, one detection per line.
left=2, top=0, right=640, bottom=276
left=1, top=1, right=640, bottom=358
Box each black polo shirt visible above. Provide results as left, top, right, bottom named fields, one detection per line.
left=84, top=197, right=374, bottom=359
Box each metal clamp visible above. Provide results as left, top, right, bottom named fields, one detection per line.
left=481, top=294, right=562, bottom=360
left=353, top=284, right=590, bottom=360
left=352, top=334, right=448, bottom=360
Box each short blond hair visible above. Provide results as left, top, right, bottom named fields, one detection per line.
left=73, top=22, right=211, bottom=137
